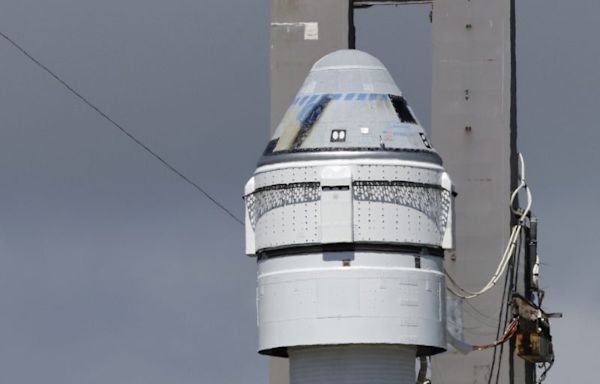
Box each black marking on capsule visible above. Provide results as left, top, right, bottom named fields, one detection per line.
left=330, top=129, right=347, bottom=142
left=419, top=132, right=432, bottom=149
left=291, top=95, right=332, bottom=149
left=388, top=95, right=417, bottom=124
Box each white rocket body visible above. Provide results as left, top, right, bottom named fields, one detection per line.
left=244, top=50, right=455, bottom=383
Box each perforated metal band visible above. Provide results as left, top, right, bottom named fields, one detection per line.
left=245, top=182, right=321, bottom=229
left=353, top=181, right=451, bottom=233
left=246, top=180, right=451, bottom=234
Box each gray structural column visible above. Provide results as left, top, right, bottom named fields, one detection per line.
left=270, top=0, right=352, bottom=132
left=429, top=0, right=526, bottom=382
left=269, top=1, right=351, bottom=382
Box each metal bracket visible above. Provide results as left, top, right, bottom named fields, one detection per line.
left=354, top=0, right=432, bottom=7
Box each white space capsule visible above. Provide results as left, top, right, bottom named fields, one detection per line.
left=244, top=50, right=455, bottom=384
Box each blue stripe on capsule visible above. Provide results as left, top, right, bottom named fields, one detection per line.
left=298, top=96, right=309, bottom=105
left=369, top=94, right=378, bottom=101
left=380, top=94, right=388, bottom=101
left=331, top=93, right=342, bottom=100
left=344, top=93, right=356, bottom=100
left=308, top=94, right=320, bottom=104
left=293, top=97, right=300, bottom=105
left=357, top=93, right=367, bottom=101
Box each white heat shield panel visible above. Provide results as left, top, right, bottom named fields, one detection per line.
left=320, top=166, right=353, bottom=243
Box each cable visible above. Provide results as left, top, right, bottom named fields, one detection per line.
left=0, top=30, right=244, bottom=226
left=461, top=304, right=499, bottom=329
left=489, top=168, right=527, bottom=383
left=536, top=358, right=553, bottom=383
left=416, top=356, right=428, bottom=384
left=446, top=225, right=522, bottom=299
left=512, top=228, right=522, bottom=297
left=493, top=242, right=518, bottom=384
left=480, top=220, right=521, bottom=384
left=445, top=153, right=532, bottom=299
left=486, top=261, right=511, bottom=384
left=472, top=318, right=518, bottom=352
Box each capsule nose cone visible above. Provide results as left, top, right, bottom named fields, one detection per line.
left=260, top=49, right=440, bottom=166
left=311, top=49, right=387, bottom=71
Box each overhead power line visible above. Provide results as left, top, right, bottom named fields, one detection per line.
left=0, top=30, right=244, bottom=226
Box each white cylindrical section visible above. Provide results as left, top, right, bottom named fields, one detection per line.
left=257, top=252, right=446, bottom=354
left=289, top=345, right=416, bottom=384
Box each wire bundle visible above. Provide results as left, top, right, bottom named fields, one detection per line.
left=445, top=153, right=532, bottom=299
left=471, top=318, right=519, bottom=351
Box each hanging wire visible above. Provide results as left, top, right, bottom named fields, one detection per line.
left=446, top=153, right=532, bottom=299
left=0, top=30, right=244, bottom=226
left=537, top=358, right=554, bottom=383
left=472, top=318, right=519, bottom=352
left=493, top=242, right=519, bottom=384
left=485, top=256, right=512, bottom=384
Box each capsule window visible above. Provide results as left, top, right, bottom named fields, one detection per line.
left=389, top=95, right=417, bottom=124
left=419, top=132, right=432, bottom=148
left=292, top=95, right=332, bottom=148
left=262, top=138, right=279, bottom=155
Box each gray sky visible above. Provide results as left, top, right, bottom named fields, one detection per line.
left=0, top=1, right=597, bottom=383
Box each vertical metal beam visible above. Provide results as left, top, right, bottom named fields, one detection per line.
left=523, top=216, right=538, bottom=383
left=269, top=1, right=351, bottom=382
left=429, top=0, right=526, bottom=382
